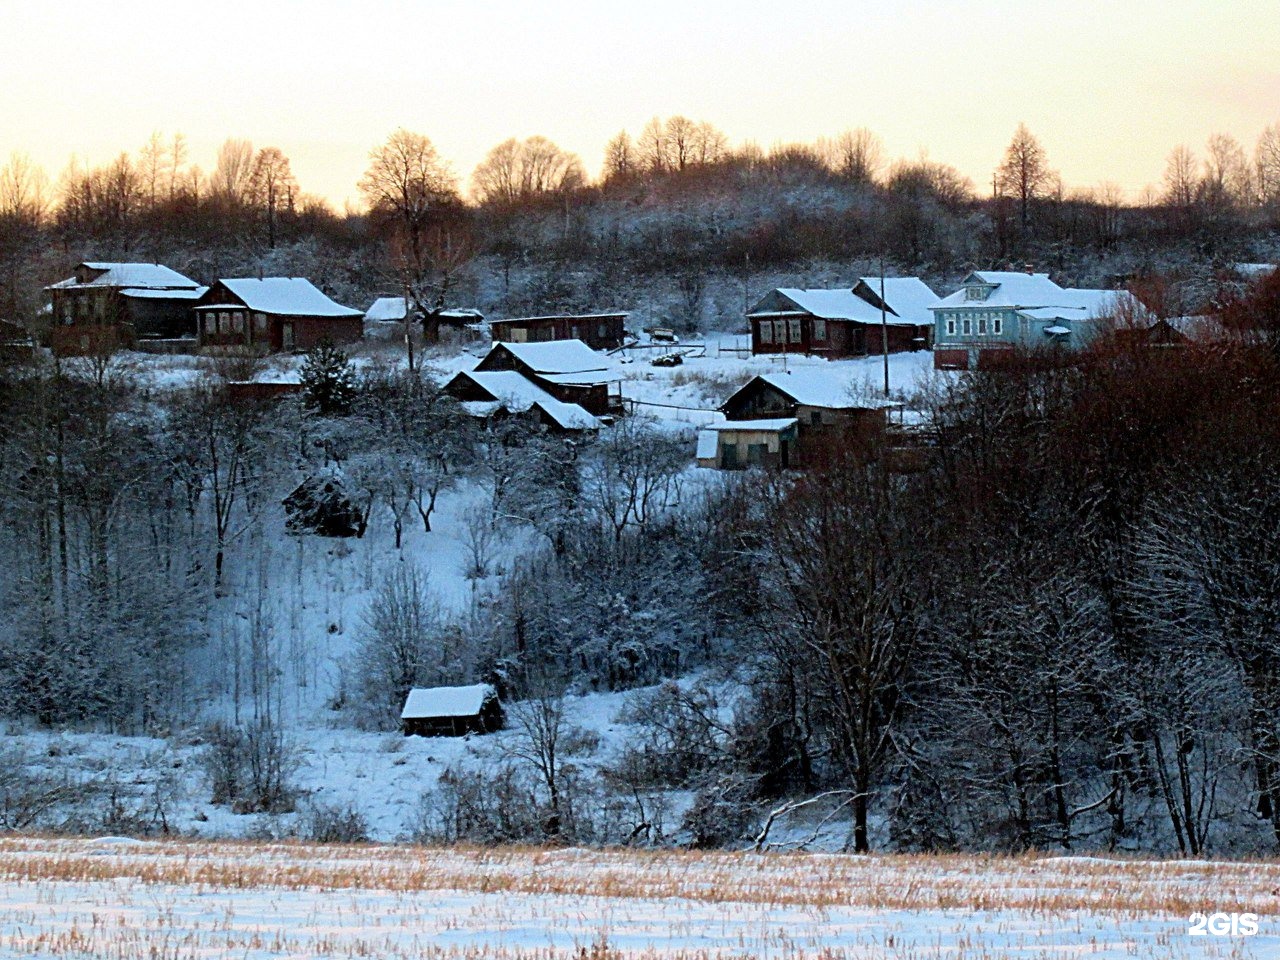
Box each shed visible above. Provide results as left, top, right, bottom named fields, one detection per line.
left=401, top=683, right=503, bottom=737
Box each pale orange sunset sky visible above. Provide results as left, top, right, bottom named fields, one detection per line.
left=2, top=0, right=1277, bottom=207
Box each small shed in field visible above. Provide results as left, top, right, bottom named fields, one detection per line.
left=401, top=683, right=503, bottom=737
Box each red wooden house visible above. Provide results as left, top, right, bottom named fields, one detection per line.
left=195, top=278, right=362, bottom=353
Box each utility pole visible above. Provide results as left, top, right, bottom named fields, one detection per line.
left=880, top=257, right=890, bottom=397
left=403, top=282, right=415, bottom=373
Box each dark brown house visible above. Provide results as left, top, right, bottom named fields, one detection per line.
left=747, top=278, right=938, bottom=359
left=195, top=278, right=363, bottom=353
left=488, top=313, right=627, bottom=351
left=475, top=340, right=621, bottom=416
left=443, top=369, right=600, bottom=432
left=401, top=684, right=504, bottom=737
left=702, top=369, right=896, bottom=469
left=45, top=262, right=206, bottom=355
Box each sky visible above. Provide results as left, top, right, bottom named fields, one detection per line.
left=1, top=0, right=1277, bottom=208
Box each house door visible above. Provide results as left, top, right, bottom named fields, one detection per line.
left=721, top=442, right=739, bottom=470
left=282, top=321, right=294, bottom=351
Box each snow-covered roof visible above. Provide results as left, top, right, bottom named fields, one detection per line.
left=934, top=272, right=1136, bottom=320
left=211, top=278, right=362, bottom=318
left=534, top=398, right=601, bottom=430
left=696, top=430, right=719, bottom=459
left=46, top=262, right=201, bottom=291
left=401, top=684, right=496, bottom=720
left=1043, top=325, right=1071, bottom=336
left=365, top=296, right=408, bottom=322
left=732, top=370, right=898, bottom=411
left=754, top=289, right=902, bottom=326
left=120, top=286, right=208, bottom=301
left=492, top=339, right=611, bottom=374
left=1234, top=263, right=1276, bottom=278
left=439, top=308, right=484, bottom=320
left=749, top=283, right=937, bottom=328
left=706, top=418, right=798, bottom=432
left=855, top=277, right=941, bottom=325
left=448, top=370, right=600, bottom=429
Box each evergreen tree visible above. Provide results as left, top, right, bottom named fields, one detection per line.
left=300, top=340, right=355, bottom=417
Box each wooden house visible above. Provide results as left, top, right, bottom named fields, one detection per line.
left=365, top=297, right=485, bottom=344
left=475, top=340, right=622, bottom=416
left=488, top=313, right=627, bottom=351
left=931, top=271, right=1145, bottom=371
left=747, top=278, right=938, bottom=359
left=699, top=369, right=897, bottom=469
left=0, top=319, right=36, bottom=364
left=401, top=683, right=503, bottom=737
left=44, top=261, right=206, bottom=355
left=195, top=278, right=362, bottom=354
left=443, top=369, right=600, bottom=432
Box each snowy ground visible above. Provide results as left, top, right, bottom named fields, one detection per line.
left=0, top=838, right=1275, bottom=958
left=10, top=335, right=945, bottom=845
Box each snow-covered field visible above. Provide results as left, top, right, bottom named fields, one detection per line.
left=0, top=838, right=1275, bottom=958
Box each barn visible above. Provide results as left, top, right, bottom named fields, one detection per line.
left=488, top=312, right=627, bottom=351
left=401, top=683, right=504, bottom=737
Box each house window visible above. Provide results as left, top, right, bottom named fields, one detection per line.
left=218, top=312, right=230, bottom=334
left=759, top=322, right=773, bottom=344
left=962, top=316, right=972, bottom=335
left=812, top=319, right=827, bottom=341
left=203, top=315, right=215, bottom=334
left=965, top=285, right=987, bottom=301
left=598, top=323, right=608, bottom=339
left=810, top=411, right=822, bottom=426
left=231, top=312, right=244, bottom=334
left=978, top=314, right=987, bottom=335
left=945, top=316, right=956, bottom=336
left=788, top=319, right=802, bottom=343
left=773, top=320, right=786, bottom=343
left=992, top=316, right=1003, bottom=335
left=254, top=313, right=268, bottom=332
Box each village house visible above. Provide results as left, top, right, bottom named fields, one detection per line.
left=475, top=339, right=622, bottom=416
left=44, top=261, right=206, bottom=355
left=401, top=683, right=503, bottom=737
left=443, top=368, right=601, bottom=433
left=364, top=296, right=485, bottom=344
left=698, top=368, right=898, bottom=469
left=931, top=271, right=1143, bottom=370
left=0, top=319, right=36, bottom=364
left=747, top=278, right=939, bottom=359
left=195, top=278, right=363, bottom=353
left=488, top=312, right=627, bottom=351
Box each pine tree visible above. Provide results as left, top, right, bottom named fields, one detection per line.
left=300, top=340, right=355, bottom=416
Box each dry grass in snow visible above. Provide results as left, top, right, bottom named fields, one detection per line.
left=0, top=837, right=1276, bottom=958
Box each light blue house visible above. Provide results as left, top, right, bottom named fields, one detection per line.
left=931, top=271, right=1140, bottom=370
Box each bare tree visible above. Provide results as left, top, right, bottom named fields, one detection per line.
left=248, top=146, right=297, bottom=247
left=996, top=123, right=1055, bottom=233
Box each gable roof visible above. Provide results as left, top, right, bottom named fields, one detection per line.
left=46, top=262, right=201, bottom=291
left=854, top=277, right=941, bottom=325
left=748, top=286, right=930, bottom=328
left=934, top=272, right=1137, bottom=321
left=725, top=369, right=899, bottom=412
left=445, top=370, right=600, bottom=430
left=489, top=339, right=611, bottom=374
left=205, top=278, right=361, bottom=318
left=401, top=683, right=496, bottom=720
left=365, top=296, right=408, bottom=322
